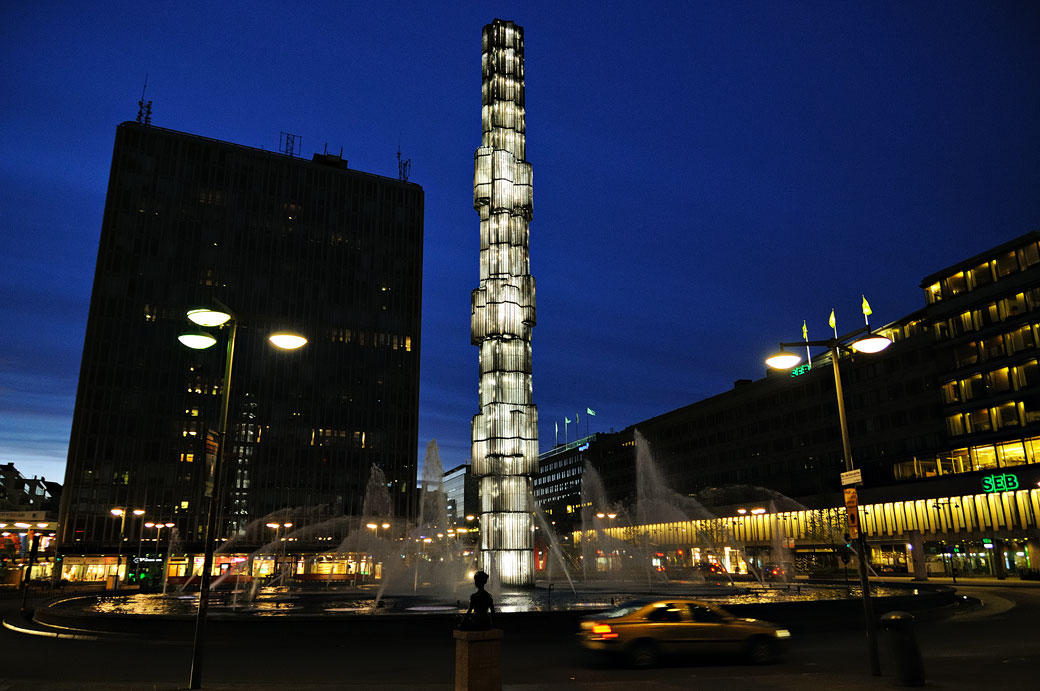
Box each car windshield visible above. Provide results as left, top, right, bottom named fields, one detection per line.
left=598, top=599, right=655, bottom=619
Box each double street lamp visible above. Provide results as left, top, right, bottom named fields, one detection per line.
left=145, top=521, right=177, bottom=594
left=765, top=311, right=891, bottom=677
left=110, top=508, right=145, bottom=588
left=179, top=302, right=306, bottom=690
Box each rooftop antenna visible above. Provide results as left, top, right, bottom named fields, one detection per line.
left=136, top=74, right=152, bottom=126
left=397, top=145, right=411, bottom=182
left=280, top=131, right=300, bottom=158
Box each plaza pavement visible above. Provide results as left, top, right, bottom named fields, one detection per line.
left=2, top=576, right=1037, bottom=691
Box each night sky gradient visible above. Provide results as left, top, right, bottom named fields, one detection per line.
left=2, top=2, right=1038, bottom=484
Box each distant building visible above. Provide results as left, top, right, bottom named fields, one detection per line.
left=441, top=464, right=478, bottom=528
left=533, top=436, right=597, bottom=534
left=0, top=462, right=59, bottom=512
left=58, top=122, right=424, bottom=562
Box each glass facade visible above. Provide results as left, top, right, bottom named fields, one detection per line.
left=470, top=19, right=539, bottom=586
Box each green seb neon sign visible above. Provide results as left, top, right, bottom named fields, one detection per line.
left=789, top=363, right=812, bottom=378
left=981, top=473, right=1019, bottom=493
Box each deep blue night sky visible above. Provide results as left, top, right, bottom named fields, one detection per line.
left=2, top=2, right=1038, bottom=483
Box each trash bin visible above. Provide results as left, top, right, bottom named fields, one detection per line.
left=880, top=611, right=924, bottom=686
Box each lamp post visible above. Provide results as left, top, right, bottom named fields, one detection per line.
left=932, top=500, right=957, bottom=583
left=766, top=320, right=890, bottom=677
left=110, top=508, right=145, bottom=589
left=180, top=303, right=306, bottom=690
left=145, top=522, right=177, bottom=595
left=365, top=522, right=390, bottom=584
left=266, top=521, right=293, bottom=581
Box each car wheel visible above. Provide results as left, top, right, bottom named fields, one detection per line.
left=628, top=640, right=660, bottom=668
left=745, top=636, right=775, bottom=665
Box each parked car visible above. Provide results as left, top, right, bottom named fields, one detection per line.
left=695, top=561, right=727, bottom=576
left=579, top=598, right=791, bottom=667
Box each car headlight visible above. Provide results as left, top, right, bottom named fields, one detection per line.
left=775, top=629, right=791, bottom=639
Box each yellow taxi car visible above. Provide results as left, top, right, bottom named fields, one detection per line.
left=579, top=598, right=791, bottom=667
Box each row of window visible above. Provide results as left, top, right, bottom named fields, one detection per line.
left=953, top=324, right=1036, bottom=369
left=934, top=291, right=1039, bottom=341
left=942, top=360, right=1039, bottom=403
left=946, top=400, right=1035, bottom=436
left=309, top=428, right=367, bottom=448
left=924, top=241, right=1040, bottom=304
left=329, top=328, right=413, bottom=351
left=893, top=437, right=1037, bottom=479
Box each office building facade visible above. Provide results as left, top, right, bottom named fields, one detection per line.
left=59, top=122, right=424, bottom=565
left=571, top=233, right=1040, bottom=578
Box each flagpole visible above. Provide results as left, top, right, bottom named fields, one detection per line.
left=802, top=320, right=810, bottom=369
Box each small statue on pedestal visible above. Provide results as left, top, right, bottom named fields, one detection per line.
left=458, top=570, right=495, bottom=631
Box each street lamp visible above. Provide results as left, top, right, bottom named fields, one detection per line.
left=182, top=302, right=306, bottom=690
left=110, top=508, right=145, bottom=588
left=145, top=522, right=177, bottom=595
left=932, top=500, right=957, bottom=583
left=766, top=315, right=890, bottom=676
left=266, top=522, right=293, bottom=578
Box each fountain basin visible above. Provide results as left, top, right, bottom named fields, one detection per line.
left=30, top=581, right=956, bottom=641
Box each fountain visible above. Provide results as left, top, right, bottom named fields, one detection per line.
left=33, top=435, right=954, bottom=638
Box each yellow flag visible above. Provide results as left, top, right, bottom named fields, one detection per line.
left=802, top=320, right=808, bottom=341
left=828, top=309, right=836, bottom=330
left=862, top=295, right=872, bottom=316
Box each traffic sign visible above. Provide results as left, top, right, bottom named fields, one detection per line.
left=844, top=487, right=860, bottom=539
left=841, top=469, right=862, bottom=486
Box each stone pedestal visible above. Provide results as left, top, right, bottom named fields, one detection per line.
left=453, top=628, right=503, bottom=691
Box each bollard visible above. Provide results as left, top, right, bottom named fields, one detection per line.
left=880, top=611, right=925, bottom=686
left=453, top=628, right=503, bottom=691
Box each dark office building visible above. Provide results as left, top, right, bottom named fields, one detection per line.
left=59, top=122, right=424, bottom=557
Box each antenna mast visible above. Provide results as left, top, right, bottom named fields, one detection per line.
left=136, top=75, right=152, bottom=125
left=280, top=132, right=300, bottom=158
left=397, top=146, right=411, bottom=182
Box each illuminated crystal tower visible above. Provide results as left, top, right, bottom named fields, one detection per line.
left=470, top=19, right=538, bottom=587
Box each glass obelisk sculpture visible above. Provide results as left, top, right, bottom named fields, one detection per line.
left=470, top=18, right=538, bottom=587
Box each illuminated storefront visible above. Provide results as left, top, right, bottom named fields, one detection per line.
left=577, top=470, right=1040, bottom=580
